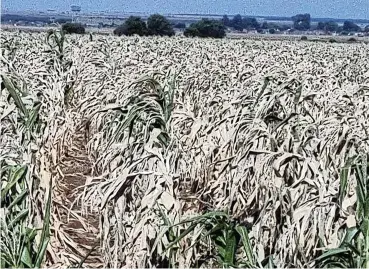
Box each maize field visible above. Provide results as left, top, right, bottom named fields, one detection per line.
left=1, top=31, right=369, bottom=268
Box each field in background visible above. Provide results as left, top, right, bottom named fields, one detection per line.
left=2, top=24, right=369, bottom=43
left=1, top=31, right=369, bottom=268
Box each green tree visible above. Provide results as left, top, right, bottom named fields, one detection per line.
left=222, top=15, right=230, bottom=26
left=113, top=16, right=148, bottom=36
left=292, top=13, right=311, bottom=30
left=365, top=25, right=369, bottom=32
left=62, top=23, right=85, bottom=34
left=261, top=21, right=269, bottom=29
left=267, top=22, right=281, bottom=30
left=147, top=14, right=175, bottom=36
left=231, top=14, right=243, bottom=31
left=325, top=21, right=339, bottom=32
left=343, top=20, right=361, bottom=32
left=317, top=21, right=325, bottom=30
left=242, top=17, right=260, bottom=30
left=184, top=18, right=226, bottom=38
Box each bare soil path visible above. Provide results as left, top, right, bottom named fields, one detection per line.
left=57, top=129, right=103, bottom=268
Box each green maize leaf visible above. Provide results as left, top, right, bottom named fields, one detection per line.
left=341, top=227, right=360, bottom=246
left=6, top=189, right=27, bottom=211
left=215, top=244, right=226, bottom=261
left=223, top=230, right=237, bottom=266
left=203, top=222, right=227, bottom=238
left=320, top=260, right=349, bottom=268
left=166, top=223, right=198, bottom=249
left=341, top=242, right=360, bottom=255
left=34, top=180, right=52, bottom=268
left=24, top=227, right=38, bottom=241
left=21, top=246, right=32, bottom=268
left=339, top=165, right=350, bottom=206
left=26, top=102, right=41, bottom=129
left=1, top=74, right=28, bottom=116
left=8, top=209, right=29, bottom=229
left=236, top=225, right=255, bottom=266
left=156, top=203, right=176, bottom=242
left=362, top=217, right=369, bottom=267
left=213, top=232, right=227, bottom=247
left=316, top=248, right=350, bottom=261
left=1, top=165, right=27, bottom=203
left=171, top=211, right=228, bottom=227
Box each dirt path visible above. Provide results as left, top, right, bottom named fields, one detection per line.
left=57, top=130, right=103, bottom=268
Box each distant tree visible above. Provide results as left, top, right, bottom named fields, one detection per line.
left=325, top=21, right=339, bottom=32
left=317, top=21, right=339, bottom=32
left=317, top=22, right=325, bottom=30
left=292, top=13, right=311, bottom=30
left=261, top=21, right=269, bottom=29
left=147, top=14, right=175, bottom=36
left=279, top=24, right=290, bottom=31
left=231, top=14, right=243, bottom=31
left=301, top=35, right=308, bottom=40
left=62, top=23, right=85, bottom=34
left=269, top=28, right=276, bottom=34
left=343, top=20, right=361, bottom=32
left=184, top=18, right=226, bottom=38
left=365, top=25, right=369, bottom=32
left=267, top=22, right=281, bottom=30
left=242, top=17, right=260, bottom=30
left=222, top=15, right=230, bottom=26
left=174, top=22, right=186, bottom=29
left=113, top=16, right=147, bottom=36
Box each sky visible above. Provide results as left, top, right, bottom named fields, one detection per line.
left=2, top=0, right=369, bottom=19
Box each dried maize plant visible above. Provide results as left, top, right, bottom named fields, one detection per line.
left=1, top=31, right=369, bottom=268
left=0, top=31, right=76, bottom=267
left=79, top=66, right=186, bottom=267
left=77, top=37, right=369, bottom=267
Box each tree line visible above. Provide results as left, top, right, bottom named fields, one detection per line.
left=112, top=14, right=227, bottom=38
left=63, top=14, right=227, bottom=38
left=62, top=13, right=369, bottom=38
left=223, top=13, right=368, bottom=33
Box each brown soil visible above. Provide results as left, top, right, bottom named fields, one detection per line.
left=57, top=130, right=103, bottom=268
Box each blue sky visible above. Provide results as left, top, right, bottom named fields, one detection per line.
left=2, top=0, right=369, bottom=19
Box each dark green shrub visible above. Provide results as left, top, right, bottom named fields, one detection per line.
left=329, top=38, right=337, bottom=43
left=147, top=14, right=175, bottom=36
left=62, top=23, right=85, bottom=34
left=113, top=16, right=148, bottom=36
left=348, top=37, right=357, bottom=42
left=184, top=19, right=226, bottom=38
left=300, top=35, right=308, bottom=41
